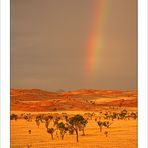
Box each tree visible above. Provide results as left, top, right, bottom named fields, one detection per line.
left=104, top=131, right=108, bottom=137
left=44, top=115, right=53, bottom=129
left=110, top=112, right=117, bottom=121
left=45, top=120, right=50, bottom=129
left=64, top=115, right=69, bottom=122
left=119, top=109, right=128, bottom=119
left=35, top=119, right=40, bottom=128
left=79, top=123, right=87, bottom=136
left=44, top=115, right=53, bottom=122
left=47, top=128, right=54, bottom=140
left=66, top=123, right=74, bottom=135
left=68, top=114, right=88, bottom=142
left=122, top=109, right=128, bottom=114
left=10, top=114, right=18, bottom=120
left=97, top=121, right=110, bottom=132
left=57, top=122, right=68, bottom=140
left=97, top=121, right=104, bottom=132
left=130, top=112, right=137, bottom=119
left=68, top=127, right=74, bottom=135
left=36, top=114, right=44, bottom=122
left=24, top=114, right=32, bottom=122
left=103, top=121, right=111, bottom=128
left=104, top=112, right=110, bottom=120
left=28, top=130, right=31, bottom=134
left=53, top=117, right=60, bottom=127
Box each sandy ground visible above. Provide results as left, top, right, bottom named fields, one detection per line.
left=10, top=110, right=137, bottom=148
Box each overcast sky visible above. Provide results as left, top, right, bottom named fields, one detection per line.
left=11, top=0, right=137, bottom=91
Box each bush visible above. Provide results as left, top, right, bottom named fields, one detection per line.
left=10, top=114, right=18, bottom=120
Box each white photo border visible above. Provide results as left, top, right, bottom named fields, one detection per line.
left=138, top=0, right=148, bottom=147
left=0, top=0, right=10, bottom=147
left=0, top=0, right=147, bottom=148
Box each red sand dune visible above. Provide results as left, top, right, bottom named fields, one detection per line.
left=11, top=88, right=137, bottom=111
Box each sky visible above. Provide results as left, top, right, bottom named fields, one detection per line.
left=11, top=0, right=137, bottom=91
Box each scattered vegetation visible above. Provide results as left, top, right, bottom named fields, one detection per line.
left=10, top=109, right=137, bottom=143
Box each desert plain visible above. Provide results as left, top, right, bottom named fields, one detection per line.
left=10, top=89, right=137, bottom=148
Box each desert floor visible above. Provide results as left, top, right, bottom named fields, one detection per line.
left=11, top=110, right=137, bottom=148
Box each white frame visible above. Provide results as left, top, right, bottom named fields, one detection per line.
left=0, top=0, right=10, bottom=147
left=0, top=0, right=147, bottom=148
left=138, top=0, right=148, bottom=147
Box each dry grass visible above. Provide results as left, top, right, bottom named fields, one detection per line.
left=11, top=110, right=137, bottom=148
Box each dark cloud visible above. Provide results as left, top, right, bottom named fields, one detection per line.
left=11, top=0, right=137, bottom=91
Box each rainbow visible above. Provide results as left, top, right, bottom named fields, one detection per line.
left=85, top=0, right=109, bottom=79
